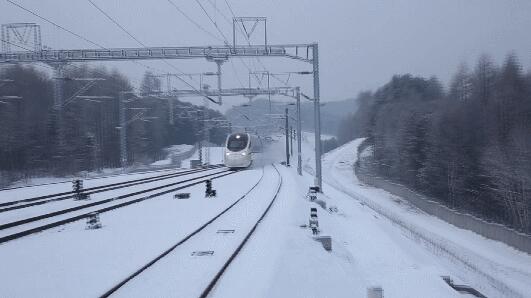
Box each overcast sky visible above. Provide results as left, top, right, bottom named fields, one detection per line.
left=2, top=0, right=531, bottom=110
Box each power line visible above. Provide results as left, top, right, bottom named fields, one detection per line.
left=166, top=0, right=225, bottom=43
left=4, top=0, right=151, bottom=81
left=222, top=0, right=273, bottom=88
left=228, top=59, right=245, bottom=88
left=85, top=0, right=208, bottom=94
left=87, top=0, right=147, bottom=47
left=223, top=0, right=236, bottom=18
left=6, top=0, right=197, bottom=93
left=194, top=0, right=230, bottom=45
left=162, top=0, right=246, bottom=89
left=193, top=0, right=268, bottom=89
left=205, top=0, right=233, bottom=26
left=6, top=0, right=107, bottom=49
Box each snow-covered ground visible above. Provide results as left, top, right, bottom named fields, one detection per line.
left=1, top=136, right=529, bottom=297
left=0, top=168, right=263, bottom=297
left=300, top=136, right=531, bottom=297
left=0, top=168, right=229, bottom=236
left=2, top=167, right=182, bottom=191
left=2, top=144, right=196, bottom=191
left=182, top=146, right=225, bottom=168
left=0, top=167, right=196, bottom=204
left=150, top=144, right=195, bottom=166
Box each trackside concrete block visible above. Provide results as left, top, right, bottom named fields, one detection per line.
left=190, top=160, right=201, bottom=169
left=86, top=212, right=102, bottom=230
left=314, top=235, right=332, bottom=251
left=367, top=286, right=384, bottom=298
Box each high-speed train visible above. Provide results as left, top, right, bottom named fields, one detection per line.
left=223, top=132, right=262, bottom=168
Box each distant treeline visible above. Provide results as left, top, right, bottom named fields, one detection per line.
left=0, top=65, right=228, bottom=184
left=338, top=54, right=531, bottom=233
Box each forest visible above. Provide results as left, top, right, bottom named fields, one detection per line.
left=0, top=65, right=228, bottom=185
left=338, top=54, right=531, bottom=233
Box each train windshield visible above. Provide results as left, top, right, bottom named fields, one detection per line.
left=227, top=134, right=249, bottom=152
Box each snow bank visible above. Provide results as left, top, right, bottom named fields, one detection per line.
left=318, top=138, right=531, bottom=298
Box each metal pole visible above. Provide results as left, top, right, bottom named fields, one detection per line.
left=119, top=92, right=127, bottom=169
left=290, top=125, right=293, bottom=156
left=198, top=123, right=203, bottom=165
left=312, top=43, right=322, bottom=191
left=264, top=19, right=268, bottom=51
left=285, top=107, right=290, bottom=166
left=53, top=63, right=66, bottom=163
left=203, top=101, right=209, bottom=166
left=168, top=98, right=174, bottom=125
left=233, top=19, right=236, bottom=48
left=216, top=60, right=223, bottom=105
left=296, top=87, right=302, bottom=175
left=167, top=74, right=174, bottom=125
left=267, top=71, right=271, bottom=114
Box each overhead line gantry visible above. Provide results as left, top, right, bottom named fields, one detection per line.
left=0, top=41, right=322, bottom=191
left=0, top=44, right=313, bottom=64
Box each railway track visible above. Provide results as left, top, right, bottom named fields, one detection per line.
left=0, top=165, right=223, bottom=212
left=0, top=166, right=191, bottom=192
left=101, top=164, right=282, bottom=298
left=0, top=167, right=236, bottom=244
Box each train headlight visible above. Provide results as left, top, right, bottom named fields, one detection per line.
left=225, top=152, right=230, bottom=156
left=241, top=152, right=246, bottom=156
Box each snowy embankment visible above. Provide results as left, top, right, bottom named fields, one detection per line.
left=3, top=144, right=198, bottom=191
left=150, top=144, right=195, bottom=166
left=312, top=138, right=531, bottom=298
left=181, top=146, right=225, bottom=168
left=0, top=168, right=189, bottom=203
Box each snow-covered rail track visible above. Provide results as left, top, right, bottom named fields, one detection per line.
left=102, top=164, right=282, bottom=298
left=0, top=165, right=223, bottom=212
left=0, top=168, right=235, bottom=244
left=0, top=166, right=199, bottom=192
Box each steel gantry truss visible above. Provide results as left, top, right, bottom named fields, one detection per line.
left=0, top=44, right=314, bottom=63
left=0, top=42, right=323, bottom=191
left=1, top=23, right=42, bottom=53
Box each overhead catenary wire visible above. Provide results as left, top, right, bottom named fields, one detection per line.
left=221, top=0, right=275, bottom=89
left=205, top=0, right=233, bottom=26
left=4, top=0, right=151, bottom=86
left=221, top=1, right=298, bottom=90
left=85, top=0, right=206, bottom=94
left=192, top=0, right=267, bottom=89
left=165, top=0, right=225, bottom=43
left=163, top=0, right=244, bottom=89
left=86, top=0, right=146, bottom=47
left=6, top=0, right=208, bottom=99
left=194, top=0, right=231, bottom=46
left=6, top=0, right=107, bottom=49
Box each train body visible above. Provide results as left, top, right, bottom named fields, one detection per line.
left=223, top=132, right=262, bottom=168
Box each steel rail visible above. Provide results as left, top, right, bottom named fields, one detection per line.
left=199, top=164, right=282, bottom=298
left=0, top=165, right=223, bottom=211
left=0, top=169, right=231, bottom=232
left=99, top=167, right=266, bottom=298
left=0, top=170, right=237, bottom=245
left=0, top=165, right=196, bottom=192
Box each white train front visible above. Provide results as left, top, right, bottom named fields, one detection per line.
left=223, top=132, right=257, bottom=168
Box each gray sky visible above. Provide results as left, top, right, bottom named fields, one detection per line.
left=2, top=0, right=531, bottom=110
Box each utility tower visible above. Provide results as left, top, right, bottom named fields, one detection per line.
left=1, top=23, right=42, bottom=53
